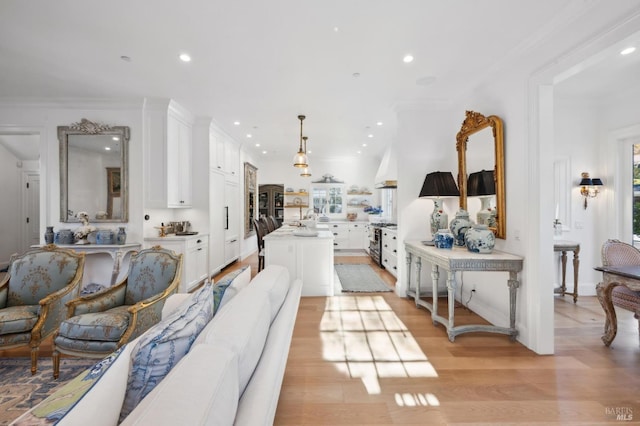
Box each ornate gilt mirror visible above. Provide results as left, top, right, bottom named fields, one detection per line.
left=59, top=119, right=129, bottom=223
left=456, top=111, right=506, bottom=239
left=244, top=162, right=258, bottom=238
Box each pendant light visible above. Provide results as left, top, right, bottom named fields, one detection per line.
left=292, top=115, right=308, bottom=168
left=300, top=137, right=312, bottom=177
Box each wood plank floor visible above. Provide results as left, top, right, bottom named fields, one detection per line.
left=3, top=253, right=639, bottom=425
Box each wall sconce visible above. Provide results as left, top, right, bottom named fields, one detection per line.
left=578, top=172, right=603, bottom=209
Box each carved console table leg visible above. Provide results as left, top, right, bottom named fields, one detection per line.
left=430, top=263, right=439, bottom=325
left=415, top=257, right=422, bottom=308
left=596, top=281, right=618, bottom=346
left=508, top=271, right=520, bottom=341
left=572, top=246, right=580, bottom=303
left=560, top=250, right=567, bottom=295
left=405, top=252, right=413, bottom=299
left=446, top=271, right=456, bottom=342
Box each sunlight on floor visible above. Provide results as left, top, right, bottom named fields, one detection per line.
left=320, top=295, right=438, bottom=399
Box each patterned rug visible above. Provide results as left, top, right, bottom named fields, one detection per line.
left=335, top=264, right=393, bottom=292
left=0, top=357, right=96, bottom=425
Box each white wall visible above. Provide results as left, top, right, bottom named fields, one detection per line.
left=0, top=144, right=21, bottom=267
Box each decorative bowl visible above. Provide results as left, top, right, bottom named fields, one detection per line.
left=347, top=212, right=358, bottom=221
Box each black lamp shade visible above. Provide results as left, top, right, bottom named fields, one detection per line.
left=467, top=170, right=495, bottom=196
left=591, top=178, right=603, bottom=186
left=419, top=171, right=460, bottom=198
left=579, top=176, right=593, bottom=186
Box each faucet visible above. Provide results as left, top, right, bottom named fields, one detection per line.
left=303, top=209, right=316, bottom=220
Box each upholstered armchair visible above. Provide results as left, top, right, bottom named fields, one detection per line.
left=0, top=245, right=85, bottom=374
left=598, top=239, right=640, bottom=335
left=52, top=246, right=182, bottom=378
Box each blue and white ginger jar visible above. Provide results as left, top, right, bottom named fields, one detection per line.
left=434, top=228, right=454, bottom=249
left=465, top=224, right=495, bottom=253
left=449, top=209, right=472, bottom=247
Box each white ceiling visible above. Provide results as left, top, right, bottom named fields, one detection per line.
left=0, top=1, right=638, bottom=161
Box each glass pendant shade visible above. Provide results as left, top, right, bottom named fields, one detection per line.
left=300, top=166, right=312, bottom=177
left=293, top=115, right=308, bottom=168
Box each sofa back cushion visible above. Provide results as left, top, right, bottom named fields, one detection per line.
left=121, top=345, right=240, bottom=426
left=119, top=281, right=214, bottom=421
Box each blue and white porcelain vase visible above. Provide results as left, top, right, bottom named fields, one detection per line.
left=434, top=228, right=454, bottom=249
left=465, top=224, right=495, bottom=253
left=58, top=229, right=74, bottom=245
left=116, top=227, right=127, bottom=245
left=449, top=209, right=472, bottom=247
left=44, top=226, right=54, bottom=244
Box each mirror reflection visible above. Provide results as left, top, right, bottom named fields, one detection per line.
left=456, top=111, right=505, bottom=239
left=59, top=119, right=129, bottom=223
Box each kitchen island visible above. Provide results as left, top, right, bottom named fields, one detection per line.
left=264, top=224, right=335, bottom=296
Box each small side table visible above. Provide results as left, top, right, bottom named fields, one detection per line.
left=553, top=240, right=580, bottom=303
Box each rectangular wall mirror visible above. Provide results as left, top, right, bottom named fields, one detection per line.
left=58, top=119, right=129, bottom=223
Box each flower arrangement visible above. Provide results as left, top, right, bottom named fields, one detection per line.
left=74, top=211, right=97, bottom=243
left=363, top=206, right=383, bottom=215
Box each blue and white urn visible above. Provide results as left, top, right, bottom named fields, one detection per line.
left=449, top=209, right=472, bottom=247
left=465, top=224, right=495, bottom=253
left=434, top=228, right=454, bottom=249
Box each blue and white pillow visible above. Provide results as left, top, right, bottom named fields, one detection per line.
left=216, top=266, right=251, bottom=309
left=119, top=281, right=214, bottom=421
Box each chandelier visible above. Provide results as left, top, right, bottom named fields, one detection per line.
left=292, top=115, right=308, bottom=168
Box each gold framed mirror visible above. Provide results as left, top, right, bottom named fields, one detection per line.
left=59, top=119, right=129, bottom=223
left=456, top=110, right=506, bottom=239
left=244, top=162, right=258, bottom=238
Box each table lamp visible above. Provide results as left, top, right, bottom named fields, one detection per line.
left=419, top=171, right=460, bottom=242
left=467, top=170, right=496, bottom=226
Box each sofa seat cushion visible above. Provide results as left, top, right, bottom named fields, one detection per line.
left=0, top=304, right=39, bottom=335
left=119, top=281, right=215, bottom=421
left=121, top=345, right=240, bottom=426
left=612, top=285, right=640, bottom=316
left=53, top=335, right=120, bottom=354
left=58, top=305, right=131, bottom=342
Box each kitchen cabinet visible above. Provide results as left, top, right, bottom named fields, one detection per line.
left=381, top=228, right=398, bottom=277
left=145, top=100, right=194, bottom=208
left=208, top=126, right=239, bottom=181
left=209, top=169, right=239, bottom=275
left=224, top=179, right=240, bottom=264
left=144, top=234, right=209, bottom=293
left=259, top=184, right=284, bottom=225
left=328, top=222, right=367, bottom=250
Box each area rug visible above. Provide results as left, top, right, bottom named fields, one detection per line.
left=335, top=264, right=393, bottom=292
left=0, top=357, right=96, bottom=425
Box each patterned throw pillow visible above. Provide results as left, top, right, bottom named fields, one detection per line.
left=119, top=281, right=214, bottom=422
left=13, top=346, right=127, bottom=424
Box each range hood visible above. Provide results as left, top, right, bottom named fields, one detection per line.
left=374, top=145, right=397, bottom=188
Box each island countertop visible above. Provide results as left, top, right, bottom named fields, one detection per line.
left=263, top=224, right=334, bottom=241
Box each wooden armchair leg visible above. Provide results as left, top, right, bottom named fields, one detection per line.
left=52, top=349, right=60, bottom=379
left=30, top=346, right=38, bottom=375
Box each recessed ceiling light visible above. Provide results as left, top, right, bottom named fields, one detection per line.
left=357, top=150, right=362, bottom=154
left=246, top=134, right=252, bottom=138
left=233, top=121, right=240, bottom=126
left=333, top=26, right=339, bottom=32
left=621, top=46, right=636, bottom=55
left=262, top=150, right=267, bottom=154
left=255, top=143, right=260, bottom=147
left=376, top=122, right=383, bottom=126
left=104, top=147, right=111, bottom=151
left=179, top=53, right=192, bottom=62
left=362, top=143, right=367, bottom=147
left=368, top=134, right=373, bottom=138
left=112, top=136, right=119, bottom=141
left=403, top=54, right=414, bottom=63
left=307, top=150, right=312, bottom=154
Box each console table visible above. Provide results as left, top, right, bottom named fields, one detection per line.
left=404, top=240, right=524, bottom=342
left=34, top=243, right=140, bottom=289
left=553, top=240, right=580, bottom=303
left=594, top=265, right=640, bottom=346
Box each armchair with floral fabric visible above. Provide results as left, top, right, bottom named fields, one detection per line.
left=0, top=245, right=85, bottom=374
left=52, top=246, right=182, bottom=378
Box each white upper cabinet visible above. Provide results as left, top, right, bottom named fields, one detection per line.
left=144, top=99, right=195, bottom=208
left=208, top=125, right=239, bottom=180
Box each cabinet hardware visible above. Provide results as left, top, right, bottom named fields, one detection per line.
left=197, top=239, right=202, bottom=243
left=225, top=206, right=229, bottom=230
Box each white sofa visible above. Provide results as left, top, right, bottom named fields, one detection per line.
left=13, top=265, right=302, bottom=426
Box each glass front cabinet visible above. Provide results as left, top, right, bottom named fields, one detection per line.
left=258, top=184, right=284, bottom=225
left=311, top=184, right=346, bottom=218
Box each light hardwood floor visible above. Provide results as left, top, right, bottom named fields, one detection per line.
left=3, top=253, right=639, bottom=425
